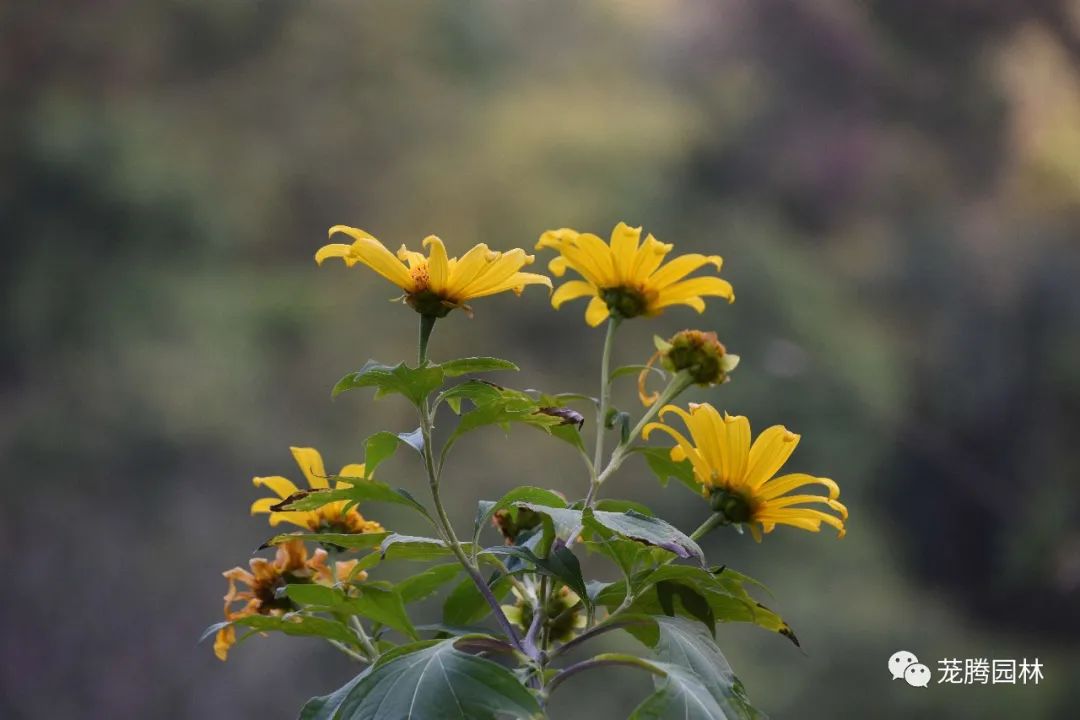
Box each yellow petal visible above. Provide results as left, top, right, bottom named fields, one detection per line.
left=447, top=243, right=493, bottom=292
left=757, top=473, right=840, bottom=500
left=214, top=626, right=236, bottom=661
left=250, top=498, right=279, bottom=515
left=327, top=226, right=413, bottom=289
left=423, top=236, right=449, bottom=292
left=314, top=243, right=356, bottom=266
left=629, top=233, right=672, bottom=279
left=547, top=256, right=569, bottom=277
left=268, top=511, right=312, bottom=528
left=648, top=253, right=725, bottom=287
left=468, top=271, right=552, bottom=299
left=551, top=280, right=598, bottom=309
left=717, top=412, right=750, bottom=486
left=337, top=463, right=367, bottom=483
left=536, top=228, right=580, bottom=251
left=609, top=222, right=642, bottom=282
left=396, top=245, right=427, bottom=270
left=584, top=296, right=611, bottom=327
left=654, top=277, right=735, bottom=311
left=290, top=447, right=329, bottom=489
left=744, top=426, right=800, bottom=489
left=251, top=475, right=299, bottom=499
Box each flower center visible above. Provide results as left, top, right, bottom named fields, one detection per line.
left=409, top=265, right=430, bottom=291
left=601, top=286, right=650, bottom=319
left=253, top=574, right=295, bottom=613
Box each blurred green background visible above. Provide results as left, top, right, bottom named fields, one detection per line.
left=4, top=1, right=1080, bottom=718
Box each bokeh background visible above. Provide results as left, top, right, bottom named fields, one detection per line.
left=4, top=1, right=1080, bottom=718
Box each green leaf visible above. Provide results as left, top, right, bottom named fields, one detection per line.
left=269, top=477, right=429, bottom=518
left=439, top=357, right=519, bottom=377
left=513, top=502, right=583, bottom=542
left=201, top=614, right=358, bottom=653
left=443, top=385, right=586, bottom=456
left=396, top=563, right=464, bottom=604
left=473, top=486, right=568, bottom=545
left=486, top=544, right=590, bottom=608
left=327, top=637, right=542, bottom=720
left=300, top=671, right=369, bottom=720
left=606, top=409, right=631, bottom=444
left=260, top=531, right=388, bottom=551
left=598, top=565, right=796, bottom=645
left=594, top=499, right=655, bottom=516
left=437, top=379, right=506, bottom=414
left=363, top=430, right=411, bottom=477
left=627, top=617, right=766, bottom=720
left=583, top=536, right=646, bottom=578
left=332, top=360, right=444, bottom=405
left=656, top=581, right=715, bottom=637
left=443, top=575, right=514, bottom=626
left=587, top=510, right=704, bottom=563
left=630, top=662, right=748, bottom=720
left=636, top=447, right=703, bottom=494
left=285, top=583, right=417, bottom=640
left=378, top=534, right=474, bottom=562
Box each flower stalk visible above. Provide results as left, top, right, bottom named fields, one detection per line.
left=415, top=316, right=526, bottom=654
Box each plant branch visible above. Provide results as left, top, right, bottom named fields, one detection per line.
left=414, top=316, right=526, bottom=654
left=545, top=653, right=663, bottom=697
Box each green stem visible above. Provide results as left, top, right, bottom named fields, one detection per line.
left=583, top=318, right=619, bottom=507
left=690, top=513, right=726, bottom=541
left=586, top=371, right=694, bottom=505
left=414, top=317, right=525, bottom=653
left=349, top=616, right=379, bottom=659
left=418, top=313, right=436, bottom=365
left=328, top=639, right=370, bottom=664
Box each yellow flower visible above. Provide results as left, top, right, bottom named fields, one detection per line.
left=536, top=222, right=734, bottom=326
left=213, top=539, right=366, bottom=661
left=643, top=403, right=847, bottom=541
left=316, top=226, right=552, bottom=317
left=250, top=447, right=384, bottom=535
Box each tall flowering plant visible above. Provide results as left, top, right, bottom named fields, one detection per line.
left=203, top=222, right=847, bottom=719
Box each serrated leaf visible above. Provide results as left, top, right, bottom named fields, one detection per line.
left=598, top=565, right=796, bottom=644
left=332, top=360, right=444, bottom=405
left=328, top=637, right=542, bottom=720
left=587, top=510, right=704, bottom=563
left=396, top=563, right=464, bottom=604
left=626, top=617, right=767, bottom=720
left=285, top=583, right=417, bottom=640
left=636, top=447, right=703, bottom=494
left=630, top=662, right=745, bottom=720
left=439, top=357, right=519, bottom=377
